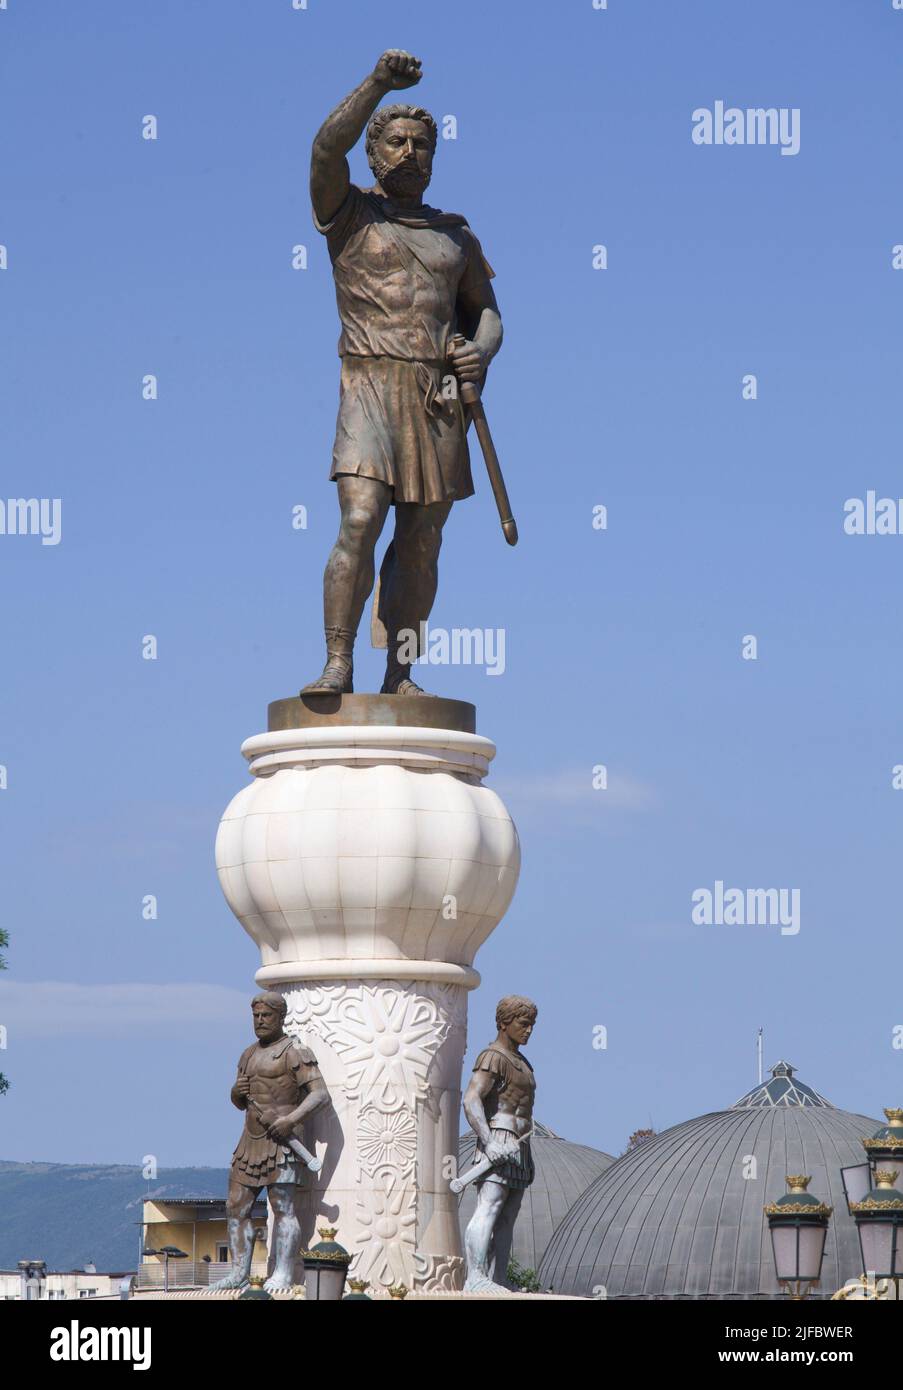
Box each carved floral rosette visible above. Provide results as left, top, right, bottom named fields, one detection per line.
left=282, top=978, right=468, bottom=1293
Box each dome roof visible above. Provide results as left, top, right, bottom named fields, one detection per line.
left=732, top=1058, right=831, bottom=1109
left=457, top=1122, right=614, bottom=1274
left=538, top=1063, right=879, bottom=1299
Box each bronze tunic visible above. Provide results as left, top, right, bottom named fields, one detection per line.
left=230, top=1035, right=321, bottom=1188
left=314, top=185, right=495, bottom=505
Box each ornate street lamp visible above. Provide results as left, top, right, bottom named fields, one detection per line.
left=850, top=1169, right=903, bottom=1294
left=238, top=1276, right=272, bottom=1301
left=862, top=1108, right=903, bottom=1178
left=840, top=1158, right=872, bottom=1209
left=343, top=1278, right=373, bottom=1301
left=300, top=1227, right=352, bottom=1301
left=765, top=1176, right=832, bottom=1299
left=842, top=1108, right=903, bottom=1210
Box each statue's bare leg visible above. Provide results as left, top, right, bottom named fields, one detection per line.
left=210, top=1179, right=259, bottom=1290
left=463, top=1180, right=511, bottom=1294
left=488, top=1187, right=524, bottom=1287
left=301, top=475, right=392, bottom=694
left=380, top=497, right=452, bottom=695
left=264, top=1183, right=301, bottom=1292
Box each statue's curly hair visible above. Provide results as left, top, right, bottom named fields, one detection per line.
left=366, top=103, right=438, bottom=168
left=251, top=990, right=287, bottom=1018
left=495, top=995, right=538, bottom=1031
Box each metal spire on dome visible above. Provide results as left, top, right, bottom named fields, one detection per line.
left=731, top=1060, right=833, bottom=1109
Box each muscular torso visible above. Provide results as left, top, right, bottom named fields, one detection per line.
left=480, top=1046, right=535, bottom=1138
left=317, top=187, right=492, bottom=362
left=336, top=220, right=469, bottom=359
left=239, top=1037, right=318, bottom=1124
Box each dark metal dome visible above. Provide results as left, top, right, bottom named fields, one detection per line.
left=538, top=1063, right=878, bottom=1299
left=457, top=1121, right=614, bottom=1274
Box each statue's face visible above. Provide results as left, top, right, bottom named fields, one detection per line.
left=505, top=1014, right=535, bottom=1047
left=252, top=1003, right=282, bottom=1042
left=371, top=118, right=433, bottom=199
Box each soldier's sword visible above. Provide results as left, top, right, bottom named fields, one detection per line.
left=247, top=1094, right=322, bottom=1173
left=449, top=1157, right=494, bottom=1194
left=449, top=333, right=518, bottom=546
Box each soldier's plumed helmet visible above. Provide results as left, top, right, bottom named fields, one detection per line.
left=366, top=104, right=438, bottom=167
left=496, top=995, right=538, bottom=1030
left=251, top=990, right=287, bottom=1018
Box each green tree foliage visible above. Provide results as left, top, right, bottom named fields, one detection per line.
left=506, top=1257, right=541, bottom=1293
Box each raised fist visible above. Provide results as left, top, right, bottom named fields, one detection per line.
left=373, top=50, right=422, bottom=91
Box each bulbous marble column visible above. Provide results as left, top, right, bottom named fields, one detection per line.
left=216, top=695, right=520, bottom=1293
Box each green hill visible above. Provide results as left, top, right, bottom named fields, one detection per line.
left=0, top=1160, right=230, bottom=1273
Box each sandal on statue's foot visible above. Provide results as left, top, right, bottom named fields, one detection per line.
left=380, top=673, right=434, bottom=697
left=300, top=661, right=353, bottom=696
left=462, top=1274, right=514, bottom=1296
left=209, top=1272, right=250, bottom=1291
left=301, top=624, right=355, bottom=696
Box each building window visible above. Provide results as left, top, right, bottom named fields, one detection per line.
left=216, top=1245, right=229, bottom=1263
left=79, top=1288, right=97, bottom=1298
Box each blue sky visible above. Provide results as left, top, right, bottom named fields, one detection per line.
left=1, top=0, right=901, bottom=1169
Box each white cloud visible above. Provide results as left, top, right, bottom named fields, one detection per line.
left=493, top=768, right=659, bottom=814
left=0, top=980, right=247, bottom=1038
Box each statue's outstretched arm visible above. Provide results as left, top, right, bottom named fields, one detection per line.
left=310, top=50, right=423, bottom=224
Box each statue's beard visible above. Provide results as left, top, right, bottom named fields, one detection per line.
left=371, top=155, right=431, bottom=201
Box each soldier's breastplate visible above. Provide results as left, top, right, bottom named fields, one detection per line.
left=495, top=1057, right=536, bottom=1117
left=246, top=1049, right=295, bottom=1114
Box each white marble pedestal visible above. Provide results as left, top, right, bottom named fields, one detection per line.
left=216, top=700, right=520, bottom=1294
